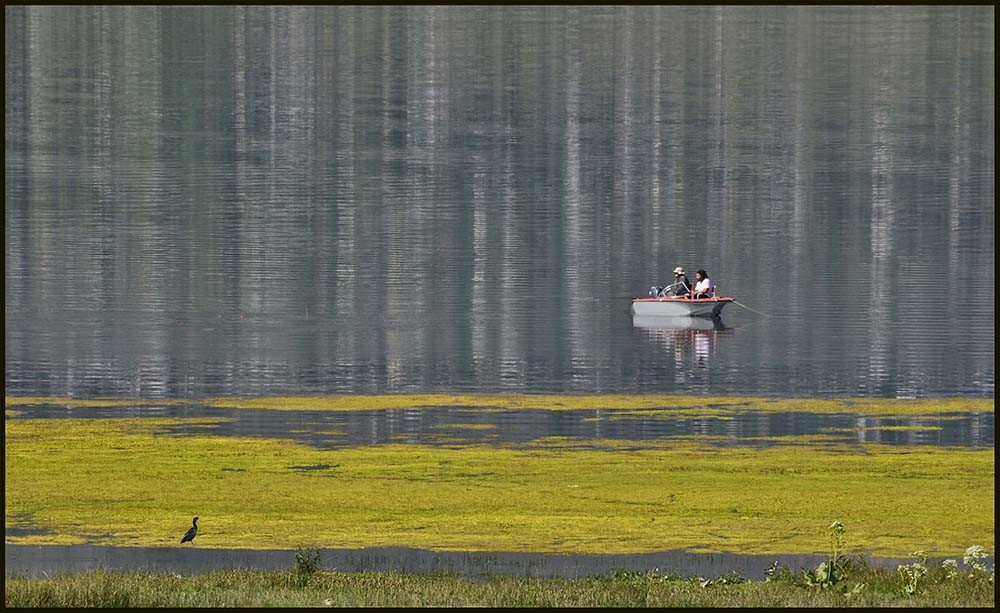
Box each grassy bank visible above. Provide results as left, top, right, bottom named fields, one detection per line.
left=4, top=561, right=995, bottom=607
left=5, top=416, right=993, bottom=556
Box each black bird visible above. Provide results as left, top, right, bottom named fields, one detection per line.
left=180, top=517, right=198, bottom=543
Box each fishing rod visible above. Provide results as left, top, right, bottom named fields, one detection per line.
left=730, top=300, right=771, bottom=318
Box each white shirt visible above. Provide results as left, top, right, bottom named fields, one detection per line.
left=694, top=278, right=714, bottom=296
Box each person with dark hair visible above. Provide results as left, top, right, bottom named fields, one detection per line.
left=691, top=269, right=715, bottom=299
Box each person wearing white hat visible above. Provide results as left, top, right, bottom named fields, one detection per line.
left=649, top=266, right=691, bottom=298
left=670, top=267, right=691, bottom=297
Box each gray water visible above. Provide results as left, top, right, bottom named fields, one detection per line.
left=3, top=543, right=928, bottom=581
left=4, top=6, right=995, bottom=399
left=6, top=402, right=994, bottom=448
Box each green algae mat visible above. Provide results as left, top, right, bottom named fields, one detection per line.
left=5, top=396, right=994, bottom=558
left=5, top=393, right=994, bottom=416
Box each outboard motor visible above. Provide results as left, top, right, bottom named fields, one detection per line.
left=649, top=286, right=662, bottom=297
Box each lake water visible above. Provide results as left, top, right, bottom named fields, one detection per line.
left=4, top=6, right=995, bottom=400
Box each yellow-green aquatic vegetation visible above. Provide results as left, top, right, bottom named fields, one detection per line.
left=433, top=423, right=497, bottom=430
left=4, top=396, right=182, bottom=408
left=823, top=426, right=944, bottom=433
left=737, top=434, right=858, bottom=445
left=518, top=435, right=854, bottom=451
left=5, top=417, right=993, bottom=557
left=198, top=393, right=762, bottom=412
left=192, top=394, right=994, bottom=416
left=5, top=394, right=993, bottom=417
left=287, top=429, right=345, bottom=436
left=747, top=397, right=993, bottom=416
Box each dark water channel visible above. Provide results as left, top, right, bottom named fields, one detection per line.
left=6, top=403, right=994, bottom=449
left=4, top=543, right=930, bottom=581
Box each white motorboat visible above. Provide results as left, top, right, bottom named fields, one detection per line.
left=630, top=296, right=733, bottom=318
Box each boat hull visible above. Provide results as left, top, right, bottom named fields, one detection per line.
left=631, top=297, right=732, bottom=317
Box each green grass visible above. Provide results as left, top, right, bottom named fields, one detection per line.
left=4, top=564, right=995, bottom=607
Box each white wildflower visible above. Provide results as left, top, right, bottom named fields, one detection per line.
left=942, top=559, right=958, bottom=579
left=964, top=545, right=990, bottom=573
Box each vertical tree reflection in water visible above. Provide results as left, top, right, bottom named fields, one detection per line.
left=868, top=97, right=895, bottom=394
left=3, top=6, right=994, bottom=398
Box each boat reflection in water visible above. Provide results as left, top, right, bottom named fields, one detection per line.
left=632, top=315, right=726, bottom=332
left=632, top=315, right=728, bottom=369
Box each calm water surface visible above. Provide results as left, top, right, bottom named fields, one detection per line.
left=6, top=402, right=994, bottom=448
left=3, top=543, right=925, bottom=580
left=6, top=6, right=994, bottom=400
